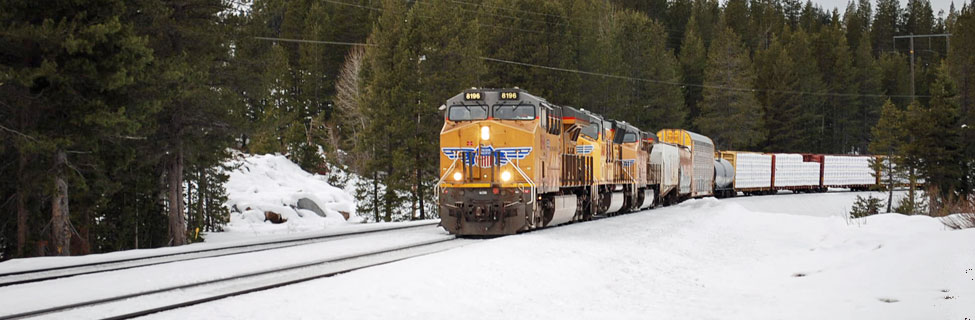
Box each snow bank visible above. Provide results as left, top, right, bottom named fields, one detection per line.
left=223, top=153, right=363, bottom=235
left=149, top=191, right=974, bottom=320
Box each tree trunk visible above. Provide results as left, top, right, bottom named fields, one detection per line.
left=909, top=166, right=917, bottom=214
left=16, top=151, right=28, bottom=257
left=372, top=170, right=380, bottom=223
left=168, top=145, right=186, bottom=246
left=199, top=168, right=206, bottom=232
left=51, top=149, right=70, bottom=256
left=384, top=160, right=393, bottom=222
left=886, top=154, right=893, bottom=213
left=418, top=169, right=425, bottom=220
left=186, top=173, right=194, bottom=231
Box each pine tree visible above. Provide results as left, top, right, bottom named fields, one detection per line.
left=782, top=27, right=827, bottom=152
left=754, top=33, right=802, bottom=152
left=869, top=100, right=907, bottom=212
left=724, top=0, right=751, bottom=42
left=479, top=0, right=580, bottom=105
left=359, top=0, right=413, bottom=222
left=690, top=0, right=722, bottom=46
left=567, top=0, right=620, bottom=115
left=799, top=1, right=829, bottom=32
left=783, top=0, right=803, bottom=27
left=748, top=0, right=785, bottom=50
left=667, top=0, right=694, bottom=51
left=877, top=52, right=912, bottom=106
left=873, top=0, right=901, bottom=53
left=132, top=0, right=237, bottom=246
left=613, top=9, right=686, bottom=130
left=948, top=2, right=975, bottom=175
left=843, top=0, right=871, bottom=53
left=408, top=0, right=486, bottom=219
left=694, top=26, right=764, bottom=150
left=0, top=0, right=154, bottom=255
left=852, top=36, right=883, bottom=153
left=680, top=16, right=708, bottom=129
left=812, top=20, right=857, bottom=153
left=901, top=63, right=966, bottom=214
left=903, top=0, right=935, bottom=35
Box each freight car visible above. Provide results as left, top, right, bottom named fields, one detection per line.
left=718, top=152, right=883, bottom=194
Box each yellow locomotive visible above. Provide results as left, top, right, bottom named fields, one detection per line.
left=437, top=89, right=659, bottom=235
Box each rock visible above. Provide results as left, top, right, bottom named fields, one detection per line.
left=296, top=198, right=327, bottom=218
left=338, top=211, right=350, bottom=220
left=264, top=211, right=287, bottom=224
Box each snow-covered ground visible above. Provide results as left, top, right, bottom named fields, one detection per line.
left=146, top=190, right=974, bottom=320
left=0, top=220, right=435, bottom=275
left=0, top=224, right=452, bottom=319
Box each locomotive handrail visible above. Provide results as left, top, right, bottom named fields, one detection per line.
left=508, top=159, right=536, bottom=206
left=434, top=158, right=460, bottom=201
left=622, top=164, right=636, bottom=184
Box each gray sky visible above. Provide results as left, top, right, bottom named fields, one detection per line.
left=810, top=0, right=964, bottom=17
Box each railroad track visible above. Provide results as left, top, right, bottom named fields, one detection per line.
left=2, top=237, right=467, bottom=320
left=0, top=221, right=440, bottom=288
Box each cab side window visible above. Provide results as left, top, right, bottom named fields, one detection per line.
left=540, top=108, right=548, bottom=131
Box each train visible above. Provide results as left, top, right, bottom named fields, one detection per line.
left=436, top=88, right=885, bottom=236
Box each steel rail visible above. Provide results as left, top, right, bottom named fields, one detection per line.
left=1, top=237, right=459, bottom=320
left=0, top=221, right=440, bottom=286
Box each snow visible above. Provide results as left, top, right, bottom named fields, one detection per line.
left=0, top=220, right=435, bottom=275
left=145, top=190, right=973, bottom=320
left=0, top=152, right=423, bottom=275
left=223, top=153, right=363, bottom=234
left=0, top=225, right=451, bottom=319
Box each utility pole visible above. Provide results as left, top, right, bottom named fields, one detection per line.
left=910, top=35, right=915, bottom=98
left=893, top=33, right=952, bottom=101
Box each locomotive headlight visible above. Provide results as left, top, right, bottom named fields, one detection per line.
left=453, top=172, right=463, bottom=181
left=480, top=126, right=490, bottom=140
left=501, top=170, right=512, bottom=182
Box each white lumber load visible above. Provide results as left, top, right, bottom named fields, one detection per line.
left=773, top=154, right=821, bottom=188
left=733, top=152, right=772, bottom=189
left=823, top=155, right=875, bottom=186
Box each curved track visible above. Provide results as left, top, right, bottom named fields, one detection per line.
left=0, top=221, right=439, bottom=288
left=2, top=237, right=467, bottom=320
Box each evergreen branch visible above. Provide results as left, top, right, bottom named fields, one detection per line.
left=0, top=123, right=38, bottom=142
left=116, top=135, right=148, bottom=140
left=0, top=194, right=15, bottom=210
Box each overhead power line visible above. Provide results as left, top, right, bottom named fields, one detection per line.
left=322, top=0, right=688, bottom=42
left=253, top=37, right=929, bottom=99
left=478, top=57, right=927, bottom=98
left=253, top=36, right=376, bottom=46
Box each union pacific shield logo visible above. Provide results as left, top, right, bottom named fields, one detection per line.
left=442, top=146, right=532, bottom=168
left=576, top=145, right=594, bottom=154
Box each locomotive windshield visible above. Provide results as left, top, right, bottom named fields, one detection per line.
left=623, top=132, right=638, bottom=143
left=580, top=123, right=600, bottom=140
left=493, top=104, right=535, bottom=120
left=447, top=104, right=488, bottom=121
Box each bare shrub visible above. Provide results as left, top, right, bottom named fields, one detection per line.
left=939, top=194, right=975, bottom=229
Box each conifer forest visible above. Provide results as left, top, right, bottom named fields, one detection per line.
left=1, top=0, right=974, bottom=259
